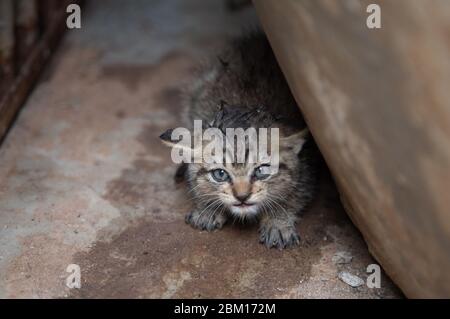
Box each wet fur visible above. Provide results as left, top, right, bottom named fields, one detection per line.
left=163, top=31, right=318, bottom=249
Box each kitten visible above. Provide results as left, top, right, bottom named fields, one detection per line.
left=160, top=31, right=318, bottom=249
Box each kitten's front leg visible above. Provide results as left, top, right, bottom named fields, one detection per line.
left=259, top=214, right=300, bottom=249
left=185, top=205, right=228, bottom=231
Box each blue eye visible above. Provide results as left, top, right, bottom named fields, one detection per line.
left=211, top=169, right=230, bottom=182
left=254, top=165, right=271, bottom=180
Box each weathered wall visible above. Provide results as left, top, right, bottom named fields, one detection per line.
left=254, top=0, right=450, bottom=298
left=0, top=0, right=74, bottom=143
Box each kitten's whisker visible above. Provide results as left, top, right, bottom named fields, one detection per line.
left=264, top=198, right=281, bottom=219
left=267, top=198, right=285, bottom=216
left=268, top=193, right=288, bottom=203
left=197, top=199, right=219, bottom=216
left=264, top=200, right=277, bottom=219
left=267, top=196, right=290, bottom=219
left=260, top=202, right=270, bottom=219
left=269, top=195, right=291, bottom=214
left=186, top=183, right=203, bottom=196
left=197, top=199, right=222, bottom=221
left=185, top=193, right=212, bottom=202
left=186, top=191, right=217, bottom=203
left=190, top=193, right=216, bottom=201
left=231, top=213, right=238, bottom=226
left=185, top=197, right=209, bottom=206
left=206, top=202, right=224, bottom=227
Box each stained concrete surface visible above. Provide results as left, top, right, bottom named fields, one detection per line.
left=0, top=0, right=401, bottom=298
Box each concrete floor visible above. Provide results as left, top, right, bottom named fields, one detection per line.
left=0, top=0, right=402, bottom=298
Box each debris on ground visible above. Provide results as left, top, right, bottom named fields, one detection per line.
left=332, top=251, right=353, bottom=265
left=338, top=271, right=365, bottom=288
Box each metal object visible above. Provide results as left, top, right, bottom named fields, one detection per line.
left=0, top=0, right=76, bottom=143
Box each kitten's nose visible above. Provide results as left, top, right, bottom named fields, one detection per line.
left=235, top=192, right=251, bottom=203
left=233, top=179, right=251, bottom=203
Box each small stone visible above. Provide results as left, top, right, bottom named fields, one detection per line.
left=332, top=251, right=353, bottom=264
left=338, top=271, right=364, bottom=287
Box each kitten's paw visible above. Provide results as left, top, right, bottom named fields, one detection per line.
left=185, top=210, right=227, bottom=231
left=259, top=220, right=300, bottom=249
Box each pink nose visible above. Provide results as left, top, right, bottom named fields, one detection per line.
left=233, top=178, right=251, bottom=202
left=235, top=192, right=251, bottom=203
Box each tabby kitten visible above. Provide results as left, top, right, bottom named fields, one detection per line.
left=160, top=31, right=318, bottom=249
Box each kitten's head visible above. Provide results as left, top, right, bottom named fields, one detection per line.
left=160, top=105, right=309, bottom=219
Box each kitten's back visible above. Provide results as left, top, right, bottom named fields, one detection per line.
left=187, top=31, right=305, bottom=133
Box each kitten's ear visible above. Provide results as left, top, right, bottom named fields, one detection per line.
left=160, top=128, right=178, bottom=147
left=159, top=128, right=195, bottom=152
left=280, top=127, right=309, bottom=154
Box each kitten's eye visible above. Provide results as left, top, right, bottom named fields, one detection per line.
left=211, top=169, right=230, bottom=182
left=254, top=165, right=271, bottom=180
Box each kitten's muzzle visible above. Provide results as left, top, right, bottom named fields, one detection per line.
left=230, top=201, right=259, bottom=217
